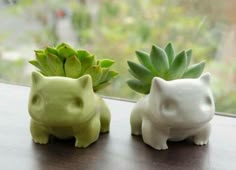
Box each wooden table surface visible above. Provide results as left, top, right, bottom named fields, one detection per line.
left=0, top=83, right=236, bottom=170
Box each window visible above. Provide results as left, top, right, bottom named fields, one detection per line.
left=0, top=0, right=235, bottom=115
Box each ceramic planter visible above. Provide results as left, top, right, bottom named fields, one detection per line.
left=28, top=71, right=111, bottom=148
left=130, top=73, right=215, bottom=150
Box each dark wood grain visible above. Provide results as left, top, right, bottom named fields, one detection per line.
left=0, top=83, right=236, bottom=170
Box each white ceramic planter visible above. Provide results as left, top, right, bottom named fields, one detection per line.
left=130, top=73, right=215, bottom=150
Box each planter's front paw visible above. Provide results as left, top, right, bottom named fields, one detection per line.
left=100, top=126, right=109, bottom=133
left=193, top=124, right=211, bottom=146
left=32, top=136, right=48, bottom=144
left=30, top=120, right=49, bottom=144
left=131, top=130, right=142, bottom=136
left=194, top=140, right=208, bottom=146
left=74, top=117, right=100, bottom=148
left=75, top=139, right=90, bottom=148
left=144, top=138, right=168, bottom=150
left=152, top=143, right=168, bottom=150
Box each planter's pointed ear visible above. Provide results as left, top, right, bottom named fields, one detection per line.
left=150, top=77, right=167, bottom=94
left=199, top=72, right=211, bottom=85
left=32, top=71, right=44, bottom=85
left=78, top=75, right=93, bottom=89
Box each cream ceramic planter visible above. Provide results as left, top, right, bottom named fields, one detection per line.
left=28, top=71, right=111, bottom=148
left=130, top=73, right=215, bottom=150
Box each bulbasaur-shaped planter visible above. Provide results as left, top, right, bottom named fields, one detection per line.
left=130, top=73, right=215, bottom=150
left=28, top=71, right=110, bottom=148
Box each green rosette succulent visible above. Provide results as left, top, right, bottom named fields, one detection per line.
left=127, top=42, right=205, bottom=94
left=29, top=43, right=118, bottom=92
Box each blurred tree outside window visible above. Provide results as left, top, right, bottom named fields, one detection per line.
left=0, top=0, right=235, bottom=114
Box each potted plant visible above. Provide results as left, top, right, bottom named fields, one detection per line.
left=28, top=43, right=118, bottom=148
left=127, top=43, right=215, bottom=150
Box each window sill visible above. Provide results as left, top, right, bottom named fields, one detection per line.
left=0, top=83, right=235, bottom=170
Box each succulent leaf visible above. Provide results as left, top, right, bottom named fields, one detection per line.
left=34, top=50, right=44, bottom=53
left=167, top=51, right=187, bottom=80
left=150, top=45, right=169, bottom=76
left=105, top=70, right=119, bottom=82
left=165, top=42, right=175, bottom=65
left=84, top=65, right=102, bottom=86
left=29, top=60, right=41, bottom=70
left=94, top=82, right=111, bottom=92
left=135, top=50, right=156, bottom=74
left=186, top=49, right=192, bottom=68
left=56, top=43, right=67, bottom=50
left=77, top=50, right=91, bottom=60
left=127, top=79, right=150, bottom=94
left=30, top=42, right=117, bottom=91
left=99, top=68, right=110, bottom=83
left=79, top=55, right=96, bottom=74
left=99, top=59, right=115, bottom=68
left=64, top=55, right=81, bottom=78
left=127, top=43, right=206, bottom=94
left=46, top=53, right=65, bottom=76
left=35, top=51, right=52, bottom=75
left=45, top=47, right=59, bottom=57
left=58, top=43, right=76, bottom=59
left=182, top=61, right=205, bottom=78
left=127, top=61, right=154, bottom=84
left=35, top=51, right=46, bottom=64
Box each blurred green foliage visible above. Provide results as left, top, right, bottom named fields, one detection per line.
left=0, top=0, right=235, bottom=114
left=0, top=58, right=27, bottom=84
left=71, top=4, right=92, bottom=44
left=71, top=0, right=223, bottom=99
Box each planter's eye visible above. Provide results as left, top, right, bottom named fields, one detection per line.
left=205, top=96, right=212, bottom=105
left=31, top=94, right=44, bottom=111
left=74, top=97, right=83, bottom=108
left=68, top=97, right=84, bottom=113
left=32, top=94, right=41, bottom=105
left=201, top=96, right=212, bottom=112
left=161, top=99, right=177, bottom=115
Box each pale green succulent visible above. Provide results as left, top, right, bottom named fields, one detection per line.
left=29, top=43, right=118, bottom=92
left=127, top=42, right=205, bottom=94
